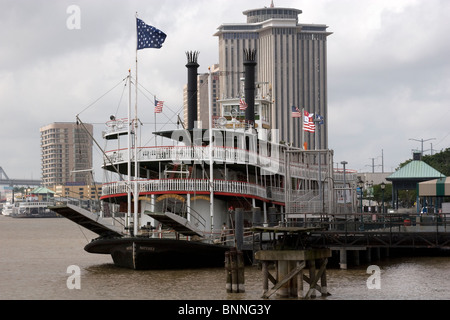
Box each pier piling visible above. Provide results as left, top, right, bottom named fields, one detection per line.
left=255, top=249, right=331, bottom=299
left=225, top=247, right=245, bottom=293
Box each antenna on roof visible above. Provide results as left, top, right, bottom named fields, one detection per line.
left=270, top=0, right=274, bottom=7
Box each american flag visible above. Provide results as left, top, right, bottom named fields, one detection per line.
left=303, top=111, right=315, bottom=133
left=291, top=106, right=301, bottom=118
left=136, top=18, right=167, bottom=50
left=239, top=98, right=248, bottom=111
left=154, top=99, right=164, bottom=113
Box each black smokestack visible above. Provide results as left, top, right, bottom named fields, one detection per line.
left=186, top=51, right=199, bottom=130
left=244, top=49, right=256, bottom=127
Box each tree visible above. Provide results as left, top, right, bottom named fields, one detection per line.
left=398, top=148, right=450, bottom=176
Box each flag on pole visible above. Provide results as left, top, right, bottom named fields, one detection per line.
left=291, top=106, right=301, bottom=118
left=239, top=98, right=248, bottom=111
left=303, top=111, right=315, bottom=133
left=316, top=114, right=324, bottom=125
left=154, top=99, right=164, bottom=113
left=136, top=18, right=167, bottom=50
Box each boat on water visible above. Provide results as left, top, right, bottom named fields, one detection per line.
left=50, top=43, right=344, bottom=269
left=1, top=201, right=14, bottom=216
left=10, top=201, right=58, bottom=218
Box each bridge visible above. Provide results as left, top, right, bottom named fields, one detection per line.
left=0, top=167, right=42, bottom=187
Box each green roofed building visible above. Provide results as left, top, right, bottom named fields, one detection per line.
left=30, top=186, right=55, bottom=202
left=386, top=153, right=445, bottom=211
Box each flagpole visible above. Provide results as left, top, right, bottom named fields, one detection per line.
left=134, top=15, right=167, bottom=236
left=127, top=69, right=132, bottom=233
left=133, top=13, right=139, bottom=237
left=301, top=107, right=305, bottom=149
left=154, top=98, right=157, bottom=147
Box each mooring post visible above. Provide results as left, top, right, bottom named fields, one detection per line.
left=287, top=261, right=295, bottom=297
left=308, top=260, right=317, bottom=298
left=320, top=258, right=328, bottom=297
left=262, top=261, right=269, bottom=296
left=339, top=249, right=347, bottom=269
left=366, top=247, right=372, bottom=264
left=354, top=250, right=360, bottom=266
left=225, top=247, right=245, bottom=293
left=297, top=261, right=304, bottom=298
left=237, top=250, right=245, bottom=292
left=277, top=260, right=289, bottom=297
left=225, top=251, right=232, bottom=293
left=235, top=208, right=244, bottom=251
left=230, top=249, right=238, bottom=292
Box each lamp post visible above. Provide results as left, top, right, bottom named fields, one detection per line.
left=358, top=178, right=364, bottom=231
left=341, top=161, right=348, bottom=237
left=381, top=182, right=386, bottom=228
left=341, top=161, right=348, bottom=212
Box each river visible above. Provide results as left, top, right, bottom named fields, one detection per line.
left=1, top=215, right=450, bottom=301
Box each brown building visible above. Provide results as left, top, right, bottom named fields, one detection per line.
left=40, top=122, right=93, bottom=187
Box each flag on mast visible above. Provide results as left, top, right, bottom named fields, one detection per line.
left=303, top=111, right=315, bottom=133
left=291, top=106, right=301, bottom=118
left=136, top=18, right=167, bottom=50
left=154, top=99, right=164, bottom=113
left=316, top=114, right=324, bottom=125
left=239, top=98, right=248, bottom=111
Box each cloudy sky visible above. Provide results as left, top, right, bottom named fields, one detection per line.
left=1, top=0, right=449, bottom=182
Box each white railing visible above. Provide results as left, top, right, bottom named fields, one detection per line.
left=102, top=179, right=268, bottom=199
left=102, top=179, right=336, bottom=214
left=18, top=201, right=55, bottom=208
left=103, top=145, right=334, bottom=179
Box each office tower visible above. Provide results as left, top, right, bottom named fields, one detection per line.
left=40, top=122, right=93, bottom=186
left=214, top=4, right=332, bottom=149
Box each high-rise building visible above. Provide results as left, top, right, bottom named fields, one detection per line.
left=214, top=4, right=332, bottom=149
left=40, top=122, right=93, bottom=186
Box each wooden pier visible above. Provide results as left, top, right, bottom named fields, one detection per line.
left=251, top=226, right=331, bottom=299
left=255, top=248, right=331, bottom=299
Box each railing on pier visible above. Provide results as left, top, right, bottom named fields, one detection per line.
left=282, top=212, right=450, bottom=249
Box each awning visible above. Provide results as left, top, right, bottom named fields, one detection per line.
left=418, top=177, right=450, bottom=196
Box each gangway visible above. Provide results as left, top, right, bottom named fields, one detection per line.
left=49, top=204, right=123, bottom=238
left=145, top=211, right=204, bottom=237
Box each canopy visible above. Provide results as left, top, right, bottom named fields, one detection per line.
left=418, top=177, right=450, bottom=197
left=30, top=187, right=55, bottom=194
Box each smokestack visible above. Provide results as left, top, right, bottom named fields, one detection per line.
left=243, top=49, right=256, bottom=127
left=186, top=51, right=199, bottom=130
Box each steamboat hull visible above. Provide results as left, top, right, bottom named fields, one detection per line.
left=85, top=237, right=231, bottom=270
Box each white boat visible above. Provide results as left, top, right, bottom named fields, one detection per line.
left=1, top=201, right=14, bottom=216
left=51, top=44, right=341, bottom=269
left=10, top=201, right=58, bottom=218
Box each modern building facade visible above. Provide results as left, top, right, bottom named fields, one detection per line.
left=40, top=122, right=93, bottom=186
left=213, top=4, right=332, bottom=150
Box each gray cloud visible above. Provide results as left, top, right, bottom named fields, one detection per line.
left=1, top=0, right=449, bottom=180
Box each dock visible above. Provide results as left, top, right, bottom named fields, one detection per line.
left=246, top=212, right=450, bottom=298
left=251, top=212, right=450, bottom=271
